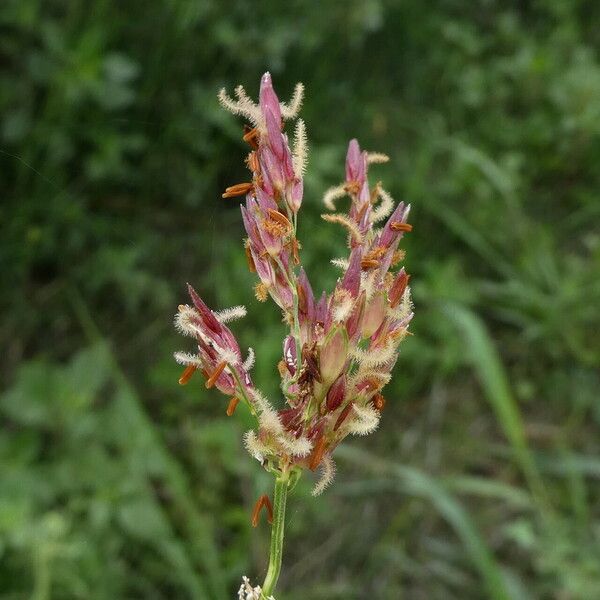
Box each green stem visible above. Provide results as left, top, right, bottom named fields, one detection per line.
left=262, top=473, right=290, bottom=598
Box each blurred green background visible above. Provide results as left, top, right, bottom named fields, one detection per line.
left=2, top=1, right=600, bottom=598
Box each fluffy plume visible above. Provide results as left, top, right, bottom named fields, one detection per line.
left=321, top=213, right=363, bottom=244
left=366, top=152, right=390, bottom=164
left=215, top=305, right=247, bottom=323
left=280, top=82, right=305, bottom=119
left=370, top=186, right=395, bottom=223
left=173, top=351, right=203, bottom=367
left=243, top=347, right=255, bottom=371
left=312, top=454, right=336, bottom=496
left=348, top=404, right=380, bottom=436
left=352, top=341, right=397, bottom=367
left=292, top=119, right=308, bottom=176
left=323, top=184, right=347, bottom=210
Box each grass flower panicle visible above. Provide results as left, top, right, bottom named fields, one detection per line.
left=175, top=72, right=413, bottom=597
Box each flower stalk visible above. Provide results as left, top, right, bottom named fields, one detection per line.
left=261, top=472, right=290, bottom=598
left=176, top=72, right=414, bottom=599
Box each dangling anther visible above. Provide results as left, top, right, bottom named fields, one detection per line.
left=222, top=182, right=254, bottom=198
left=244, top=240, right=256, bottom=273
left=267, top=209, right=293, bottom=232
left=226, top=396, right=240, bottom=416
left=243, top=125, right=259, bottom=149
left=251, top=494, right=273, bottom=527
left=390, top=221, right=413, bottom=232
left=178, top=364, right=196, bottom=385
left=309, top=435, right=326, bottom=471
left=361, top=258, right=380, bottom=270
left=334, top=402, right=354, bottom=431
left=371, top=393, right=386, bottom=411
left=205, top=361, right=227, bottom=389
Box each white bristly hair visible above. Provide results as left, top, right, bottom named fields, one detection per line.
left=312, top=454, right=336, bottom=496
left=322, top=184, right=347, bottom=210
left=348, top=404, right=380, bottom=436
left=214, top=305, right=247, bottom=323
left=173, top=351, right=203, bottom=367
left=243, top=347, right=255, bottom=371
left=292, top=118, right=308, bottom=177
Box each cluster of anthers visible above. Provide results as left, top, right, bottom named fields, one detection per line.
left=174, top=72, right=413, bottom=521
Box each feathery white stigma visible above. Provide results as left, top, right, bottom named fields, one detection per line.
left=243, top=347, right=255, bottom=371
left=280, top=82, right=304, bottom=120
left=370, top=186, right=395, bottom=223
left=292, top=118, right=308, bottom=177
left=367, top=152, right=390, bottom=164
left=331, top=257, right=349, bottom=270
left=321, top=213, right=363, bottom=245
left=276, top=433, right=313, bottom=457
left=173, top=351, right=203, bottom=367
left=323, top=183, right=347, bottom=210
left=218, top=87, right=262, bottom=125
left=348, top=404, right=380, bottom=436
left=215, top=305, right=247, bottom=323
left=352, top=341, right=396, bottom=367
left=312, top=454, right=336, bottom=496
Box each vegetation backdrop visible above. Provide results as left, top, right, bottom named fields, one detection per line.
left=2, top=1, right=600, bottom=598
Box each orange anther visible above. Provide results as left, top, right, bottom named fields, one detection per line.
left=222, top=182, right=254, bottom=198
left=251, top=494, right=273, bottom=527
left=243, top=125, right=259, bottom=149
left=178, top=364, right=196, bottom=385
left=309, top=435, right=326, bottom=471
left=205, top=361, right=227, bottom=389
left=361, top=258, right=380, bottom=270
left=372, top=393, right=386, bottom=411
left=390, top=221, right=413, bottom=233
left=226, top=396, right=240, bottom=416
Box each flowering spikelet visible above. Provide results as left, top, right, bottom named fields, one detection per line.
left=176, top=73, right=413, bottom=499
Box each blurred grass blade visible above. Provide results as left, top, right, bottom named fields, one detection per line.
left=70, top=290, right=227, bottom=600
left=337, top=445, right=517, bottom=600
left=443, top=303, right=547, bottom=505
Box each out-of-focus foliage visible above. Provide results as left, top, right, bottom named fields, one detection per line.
left=1, top=0, right=600, bottom=598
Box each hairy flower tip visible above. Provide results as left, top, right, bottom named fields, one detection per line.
left=370, top=186, right=395, bottom=223
left=276, top=432, right=313, bottom=457
left=174, top=305, right=201, bottom=337
left=243, top=430, right=271, bottom=463
left=173, top=351, right=203, bottom=367
left=312, top=454, right=336, bottom=496
left=238, top=576, right=275, bottom=600
left=292, top=118, right=308, bottom=177
left=367, top=152, right=390, bottom=164
left=348, top=404, right=380, bottom=436
left=322, top=184, right=347, bottom=211
left=214, top=305, right=247, bottom=323
left=243, top=347, right=255, bottom=371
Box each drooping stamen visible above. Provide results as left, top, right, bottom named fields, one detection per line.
left=371, top=393, right=386, bottom=411
left=251, top=494, right=274, bottom=527
left=244, top=240, right=256, bottom=273
left=267, top=209, right=293, bottom=232
left=222, top=182, right=254, bottom=198
left=389, top=272, right=410, bottom=309
left=178, top=364, right=196, bottom=385
left=361, top=258, right=380, bottom=270
left=309, top=434, right=326, bottom=471
left=243, top=125, right=259, bottom=149
left=226, top=396, right=240, bottom=416
left=334, top=402, right=354, bottom=431
left=291, top=238, right=301, bottom=265
left=246, top=151, right=259, bottom=173
left=390, top=221, right=413, bottom=232
left=205, top=361, right=227, bottom=389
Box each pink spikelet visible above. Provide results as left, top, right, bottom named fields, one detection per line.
left=177, top=73, right=414, bottom=497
